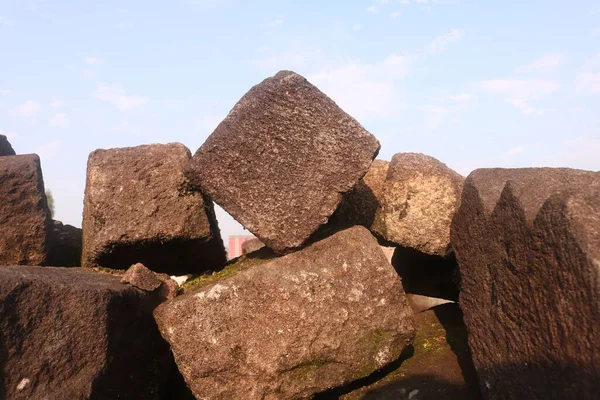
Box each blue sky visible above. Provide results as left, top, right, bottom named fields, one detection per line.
left=1, top=0, right=599, bottom=239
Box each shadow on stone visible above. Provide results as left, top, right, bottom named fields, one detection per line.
left=392, top=247, right=459, bottom=301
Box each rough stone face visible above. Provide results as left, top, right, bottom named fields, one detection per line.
left=241, top=237, right=265, bottom=255
left=122, top=263, right=162, bottom=291
left=154, top=226, right=415, bottom=400
left=0, top=154, right=50, bottom=265
left=0, top=134, right=15, bottom=156
left=372, top=153, right=464, bottom=256
left=46, top=220, right=82, bottom=267
left=0, top=265, right=173, bottom=399
left=333, top=160, right=390, bottom=230
left=82, top=143, right=226, bottom=275
left=184, top=71, right=380, bottom=253
left=450, top=168, right=600, bottom=400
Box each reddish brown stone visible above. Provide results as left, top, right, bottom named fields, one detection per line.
left=0, top=154, right=51, bottom=265
left=0, top=134, right=15, bottom=156
left=451, top=168, right=600, bottom=400
left=121, top=263, right=162, bottom=291
left=46, top=220, right=82, bottom=267
left=185, top=71, right=380, bottom=253
left=82, top=143, right=226, bottom=275
left=373, top=153, right=464, bottom=256
left=241, top=237, right=265, bottom=255
left=154, top=226, right=415, bottom=400
left=0, top=265, right=173, bottom=399
left=333, top=159, right=390, bottom=230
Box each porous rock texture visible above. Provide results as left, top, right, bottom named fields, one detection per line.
left=184, top=70, right=380, bottom=253
left=451, top=168, right=600, bottom=400
left=373, top=153, right=464, bottom=256
left=241, top=237, right=265, bottom=255
left=0, top=154, right=51, bottom=266
left=332, top=159, right=390, bottom=230
left=46, top=220, right=82, bottom=267
left=82, top=143, right=226, bottom=275
left=121, top=263, right=162, bottom=291
left=0, top=134, right=15, bottom=156
left=154, top=226, right=415, bottom=400
left=0, top=265, right=173, bottom=399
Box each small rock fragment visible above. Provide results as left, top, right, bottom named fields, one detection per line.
left=121, top=263, right=162, bottom=292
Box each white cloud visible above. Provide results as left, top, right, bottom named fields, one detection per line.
left=83, top=69, right=96, bottom=79
left=84, top=57, right=103, bottom=65
left=576, top=52, right=600, bottom=94
left=504, top=146, right=526, bottom=156
left=352, top=24, right=361, bottom=31
left=0, top=16, right=14, bottom=26
left=479, top=79, right=559, bottom=115
left=50, top=99, right=64, bottom=108
left=32, top=141, right=60, bottom=160
left=514, top=53, right=566, bottom=74
left=9, top=101, right=42, bottom=117
left=425, top=29, right=464, bottom=54
left=308, top=54, right=412, bottom=121
left=390, top=11, right=401, bottom=19
left=366, top=6, right=378, bottom=13
left=0, top=89, right=11, bottom=95
left=48, top=113, right=70, bottom=128
left=434, top=93, right=473, bottom=102
left=92, top=83, right=149, bottom=110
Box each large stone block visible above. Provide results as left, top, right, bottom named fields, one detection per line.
left=47, top=220, right=82, bottom=267
left=0, top=154, right=50, bottom=265
left=154, top=226, right=415, bottom=400
left=184, top=71, right=380, bottom=253
left=0, top=265, right=173, bottom=399
left=450, top=168, right=600, bottom=400
left=82, top=143, right=226, bottom=275
left=332, top=159, right=390, bottom=230
left=0, top=134, right=15, bottom=156
left=373, top=153, right=464, bottom=256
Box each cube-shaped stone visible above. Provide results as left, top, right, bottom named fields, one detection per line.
left=0, top=154, right=51, bottom=265
left=82, top=143, right=226, bottom=275
left=185, top=71, right=380, bottom=253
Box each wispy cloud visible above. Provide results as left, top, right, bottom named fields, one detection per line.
left=92, top=83, right=149, bottom=110
left=83, top=69, right=96, bottom=79
left=366, top=6, right=378, bottom=13
left=9, top=101, right=42, bottom=117
left=308, top=54, right=413, bottom=121
left=434, top=93, right=473, bottom=102
left=503, top=145, right=526, bottom=156
left=84, top=57, right=103, bottom=65
left=0, top=128, right=17, bottom=140
left=390, top=11, right=401, bottom=19
left=32, top=141, right=60, bottom=160
left=48, top=113, right=70, bottom=128
left=576, top=52, right=600, bottom=94
left=479, top=79, right=558, bottom=115
left=425, top=29, right=464, bottom=54
left=0, top=89, right=11, bottom=95
left=352, top=24, right=361, bottom=31
left=514, top=53, right=566, bottom=74
left=50, top=98, right=64, bottom=108
left=0, top=16, right=14, bottom=26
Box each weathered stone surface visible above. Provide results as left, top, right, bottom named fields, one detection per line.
left=82, top=143, right=226, bottom=275
left=154, top=226, right=415, bottom=400
left=122, top=263, right=162, bottom=291
left=241, top=237, right=265, bottom=255
left=47, top=220, right=82, bottom=267
left=156, top=273, right=180, bottom=300
left=340, top=304, right=482, bottom=400
left=373, top=153, right=464, bottom=256
left=450, top=168, right=600, bottom=400
left=0, top=134, right=15, bottom=156
left=184, top=71, right=380, bottom=253
left=0, top=154, right=50, bottom=265
left=0, top=265, right=172, bottom=399
left=333, top=160, right=390, bottom=230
